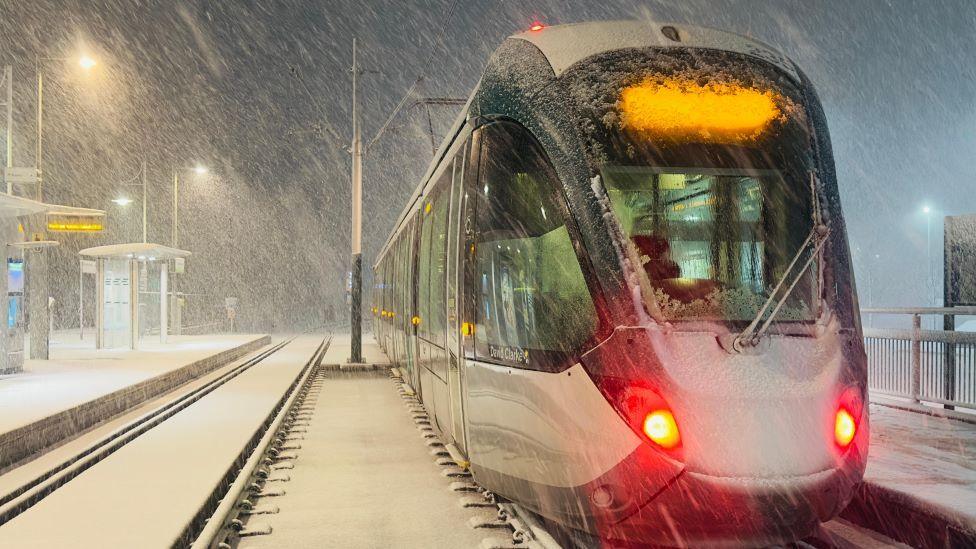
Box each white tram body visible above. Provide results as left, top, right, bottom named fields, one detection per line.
left=372, top=21, right=868, bottom=546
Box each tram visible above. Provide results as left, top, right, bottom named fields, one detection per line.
left=372, top=21, right=867, bottom=546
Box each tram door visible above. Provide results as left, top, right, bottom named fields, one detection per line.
left=446, top=138, right=474, bottom=454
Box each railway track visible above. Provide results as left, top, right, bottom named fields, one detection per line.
left=0, top=337, right=297, bottom=526
left=0, top=333, right=329, bottom=548
left=189, top=336, right=331, bottom=548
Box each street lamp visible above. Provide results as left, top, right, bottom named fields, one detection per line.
left=36, top=53, right=97, bottom=201
left=111, top=197, right=133, bottom=206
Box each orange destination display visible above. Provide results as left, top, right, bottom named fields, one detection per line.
left=619, top=78, right=782, bottom=143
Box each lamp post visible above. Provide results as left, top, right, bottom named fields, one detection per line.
left=36, top=54, right=97, bottom=201
left=922, top=205, right=933, bottom=326
left=171, top=164, right=207, bottom=248
left=111, top=160, right=148, bottom=243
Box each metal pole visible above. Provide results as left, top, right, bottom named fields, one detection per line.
left=5, top=65, right=12, bottom=176
left=911, top=313, right=921, bottom=403
left=172, top=171, right=178, bottom=247
left=79, top=262, right=83, bottom=340
left=350, top=38, right=363, bottom=363
left=171, top=170, right=179, bottom=337
left=160, top=261, right=168, bottom=344
left=944, top=312, right=955, bottom=409
left=36, top=61, right=43, bottom=201
left=925, top=214, right=931, bottom=326
left=141, top=160, right=147, bottom=243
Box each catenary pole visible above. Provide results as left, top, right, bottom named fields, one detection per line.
left=35, top=59, right=43, bottom=200
left=350, top=38, right=363, bottom=363
left=5, top=66, right=12, bottom=175
left=141, top=159, right=147, bottom=243
left=172, top=170, right=179, bottom=247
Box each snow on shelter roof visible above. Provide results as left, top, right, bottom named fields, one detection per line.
left=512, top=20, right=799, bottom=81
left=0, top=192, right=106, bottom=219
left=79, top=242, right=191, bottom=260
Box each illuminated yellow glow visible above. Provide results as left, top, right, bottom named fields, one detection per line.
left=461, top=322, right=475, bottom=336
left=835, top=408, right=856, bottom=448
left=47, top=222, right=104, bottom=232
left=619, top=78, right=781, bottom=143
left=411, top=315, right=421, bottom=326
left=424, top=202, right=432, bottom=214
left=642, top=409, right=681, bottom=449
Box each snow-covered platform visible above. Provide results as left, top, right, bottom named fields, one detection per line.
left=0, top=334, right=323, bottom=547
left=843, top=399, right=976, bottom=546
left=0, top=331, right=270, bottom=470
left=239, top=333, right=499, bottom=549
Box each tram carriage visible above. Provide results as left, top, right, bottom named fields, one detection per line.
left=371, top=21, right=868, bottom=546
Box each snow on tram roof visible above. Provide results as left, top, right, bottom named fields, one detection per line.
left=511, top=20, right=799, bottom=81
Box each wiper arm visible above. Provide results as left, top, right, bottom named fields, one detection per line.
left=733, top=224, right=829, bottom=351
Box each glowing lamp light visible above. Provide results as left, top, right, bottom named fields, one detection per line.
left=529, top=21, right=545, bottom=32
left=411, top=315, right=421, bottom=326
left=194, top=165, right=208, bottom=175
left=835, top=407, right=857, bottom=448
left=112, top=197, right=133, bottom=206
left=78, top=55, right=97, bottom=70
left=642, top=409, right=681, bottom=449
left=619, top=78, right=782, bottom=143
left=461, top=322, right=475, bottom=336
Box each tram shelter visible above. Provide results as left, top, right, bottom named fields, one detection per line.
left=78, top=243, right=191, bottom=350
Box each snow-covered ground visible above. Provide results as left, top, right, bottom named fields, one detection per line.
left=0, top=334, right=324, bottom=548
left=865, top=402, right=976, bottom=528
left=0, top=331, right=265, bottom=437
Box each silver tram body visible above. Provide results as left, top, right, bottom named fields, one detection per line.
left=371, top=21, right=868, bottom=546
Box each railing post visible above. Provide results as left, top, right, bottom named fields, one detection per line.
left=911, top=313, right=921, bottom=403
left=944, top=313, right=956, bottom=410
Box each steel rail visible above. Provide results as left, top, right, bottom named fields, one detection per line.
left=187, top=334, right=331, bottom=549
left=0, top=337, right=296, bottom=525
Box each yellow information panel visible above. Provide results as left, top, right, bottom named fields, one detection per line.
left=46, top=213, right=104, bottom=232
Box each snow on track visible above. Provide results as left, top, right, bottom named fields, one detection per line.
left=0, top=334, right=326, bottom=548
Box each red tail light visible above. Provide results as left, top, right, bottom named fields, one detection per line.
left=596, top=377, right=681, bottom=452
left=643, top=409, right=681, bottom=449
left=834, top=407, right=857, bottom=448
left=529, top=21, right=545, bottom=32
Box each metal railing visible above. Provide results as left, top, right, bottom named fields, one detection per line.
left=862, top=307, right=976, bottom=410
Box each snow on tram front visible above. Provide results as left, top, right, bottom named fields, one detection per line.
left=371, top=20, right=867, bottom=547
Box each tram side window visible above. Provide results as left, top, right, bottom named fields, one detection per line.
left=428, top=167, right=451, bottom=348
left=418, top=197, right=434, bottom=339
left=474, top=123, right=598, bottom=371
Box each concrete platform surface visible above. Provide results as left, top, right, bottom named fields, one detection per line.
left=240, top=333, right=496, bottom=549
left=844, top=400, right=976, bottom=545
left=0, top=332, right=268, bottom=469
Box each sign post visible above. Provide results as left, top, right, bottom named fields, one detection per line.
left=3, top=167, right=38, bottom=195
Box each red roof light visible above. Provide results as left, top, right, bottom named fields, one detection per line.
left=529, top=21, right=545, bottom=32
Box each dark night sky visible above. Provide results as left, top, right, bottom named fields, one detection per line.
left=0, top=0, right=973, bottom=328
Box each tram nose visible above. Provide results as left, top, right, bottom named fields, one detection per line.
left=676, top=393, right=843, bottom=478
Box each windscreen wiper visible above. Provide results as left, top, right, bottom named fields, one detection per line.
left=732, top=223, right=830, bottom=352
